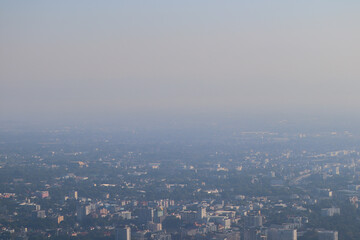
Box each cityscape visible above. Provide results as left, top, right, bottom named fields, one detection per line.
left=2, top=1, right=360, bottom=240
left=1, top=123, right=360, bottom=240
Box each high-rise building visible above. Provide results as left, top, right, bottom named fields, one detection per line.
left=154, top=207, right=165, bottom=223
left=198, top=207, right=207, bottom=219
left=115, top=226, right=131, bottom=240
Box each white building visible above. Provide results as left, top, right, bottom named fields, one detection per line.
left=321, top=207, right=340, bottom=217
left=318, top=230, right=338, bottom=240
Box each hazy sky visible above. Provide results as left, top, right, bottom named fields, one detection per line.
left=1, top=1, right=360, bottom=123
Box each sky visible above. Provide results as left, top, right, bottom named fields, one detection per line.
left=1, top=1, right=360, bottom=125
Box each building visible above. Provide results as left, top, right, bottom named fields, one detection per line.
left=133, top=230, right=147, bottom=240
left=136, top=208, right=154, bottom=223
left=148, top=222, right=162, bottom=232
left=278, top=229, right=296, bottom=240
left=332, top=166, right=340, bottom=175
left=268, top=228, right=296, bottom=240
left=318, top=230, right=338, bottom=240
left=244, top=227, right=264, bottom=240
left=151, top=232, right=171, bottom=240
left=99, top=207, right=109, bottom=216
left=70, top=190, right=78, bottom=200
left=76, top=205, right=91, bottom=221
left=35, top=191, right=49, bottom=199
left=180, top=211, right=197, bottom=224
left=321, top=208, right=340, bottom=217
left=209, top=216, right=231, bottom=229
left=115, top=226, right=131, bottom=240
left=32, top=210, right=46, bottom=219
left=246, top=215, right=263, bottom=227
left=198, top=207, right=207, bottom=219
left=154, top=207, right=166, bottom=223
left=120, top=211, right=132, bottom=220
left=213, top=230, right=241, bottom=240
left=57, top=215, right=64, bottom=224
left=318, top=189, right=333, bottom=198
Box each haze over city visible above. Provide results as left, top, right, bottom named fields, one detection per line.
left=2, top=1, right=360, bottom=126
left=3, top=2, right=360, bottom=240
